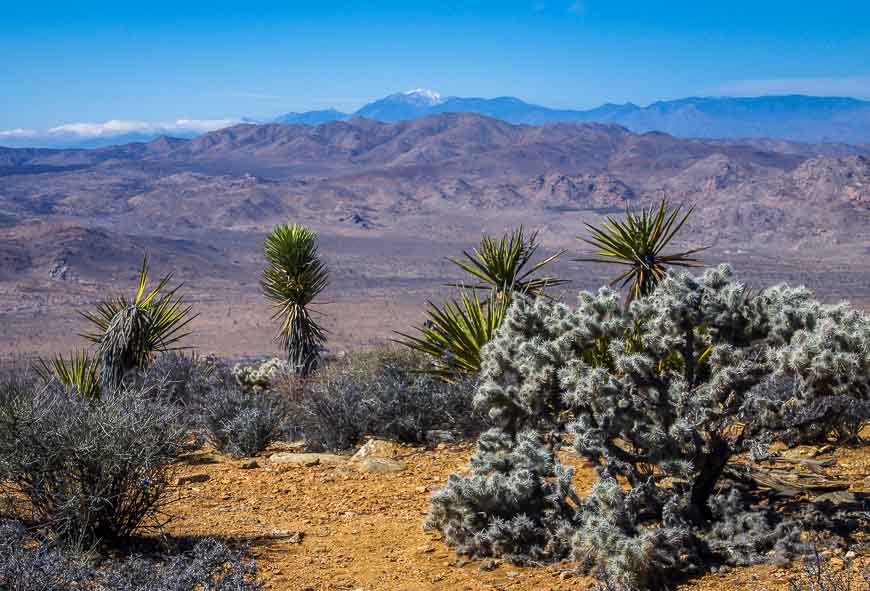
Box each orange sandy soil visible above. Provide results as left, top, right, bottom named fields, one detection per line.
left=163, top=442, right=870, bottom=591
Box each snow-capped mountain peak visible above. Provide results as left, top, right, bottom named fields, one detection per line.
left=403, top=88, right=443, bottom=104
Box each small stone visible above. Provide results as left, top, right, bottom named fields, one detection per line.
left=479, top=559, right=500, bottom=572
left=425, top=430, right=456, bottom=444
left=845, top=550, right=856, bottom=559
left=454, top=559, right=467, bottom=567
left=415, top=485, right=428, bottom=493
left=354, top=457, right=407, bottom=474
left=559, top=571, right=573, bottom=580
left=417, top=545, right=434, bottom=554
left=506, top=571, right=520, bottom=578
left=268, top=452, right=346, bottom=467
left=239, top=459, right=259, bottom=469
left=175, top=474, right=210, bottom=485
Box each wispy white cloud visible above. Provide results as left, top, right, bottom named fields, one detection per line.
left=3, top=118, right=241, bottom=141
left=0, top=128, right=37, bottom=138
left=711, top=75, right=870, bottom=99
left=0, top=119, right=242, bottom=148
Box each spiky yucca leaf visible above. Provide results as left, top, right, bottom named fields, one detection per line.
left=577, top=200, right=707, bottom=302
left=394, top=290, right=509, bottom=382
left=80, top=257, right=195, bottom=389
left=448, top=226, right=567, bottom=297
left=35, top=350, right=101, bottom=399
left=261, top=223, right=329, bottom=375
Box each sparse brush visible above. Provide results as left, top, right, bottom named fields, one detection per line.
left=202, top=384, right=289, bottom=458
left=296, top=348, right=482, bottom=451
left=577, top=199, right=707, bottom=302
left=0, top=519, right=90, bottom=591
left=35, top=349, right=101, bottom=399
left=127, top=351, right=226, bottom=426
left=0, top=520, right=263, bottom=591
left=787, top=545, right=870, bottom=591
left=81, top=256, right=195, bottom=390
left=0, top=379, right=189, bottom=547
left=96, top=537, right=263, bottom=591
left=261, top=224, right=329, bottom=376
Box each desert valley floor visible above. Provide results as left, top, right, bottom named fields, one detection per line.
left=1, top=115, right=869, bottom=364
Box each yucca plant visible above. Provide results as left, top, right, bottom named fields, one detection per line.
left=577, top=199, right=708, bottom=302
left=448, top=227, right=567, bottom=298
left=398, top=227, right=565, bottom=381
left=34, top=350, right=101, bottom=399
left=261, top=223, right=329, bottom=376
left=81, top=257, right=195, bottom=390
left=394, top=289, right=509, bottom=382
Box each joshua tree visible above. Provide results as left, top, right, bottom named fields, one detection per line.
left=397, top=227, right=565, bottom=381
left=260, top=223, right=329, bottom=376
left=577, top=199, right=707, bottom=303
left=81, top=257, right=195, bottom=390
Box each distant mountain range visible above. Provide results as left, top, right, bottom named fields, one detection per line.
left=5, top=90, right=870, bottom=150
left=2, top=112, right=867, bottom=246
left=274, top=89, right=870, bottom=144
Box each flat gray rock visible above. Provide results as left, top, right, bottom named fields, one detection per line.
left=354, top=457, right=407, bottom=474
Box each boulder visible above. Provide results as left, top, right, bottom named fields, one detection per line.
left=351, top=438, right=402, bottom=461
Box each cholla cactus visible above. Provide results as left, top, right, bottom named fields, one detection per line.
left=768, top=303, right=870, bottom=442
left=231, top=358, right=291, bottom=392
left=425, top=429, right=579, bottom=564
left=427, top=264, right=869, bottom=586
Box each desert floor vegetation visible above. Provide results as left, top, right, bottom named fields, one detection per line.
left=1, top=212, right=868, bottom=590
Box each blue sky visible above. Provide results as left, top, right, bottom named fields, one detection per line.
left=2, top=0, right=869, bottom=137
